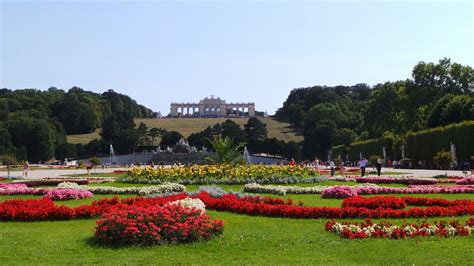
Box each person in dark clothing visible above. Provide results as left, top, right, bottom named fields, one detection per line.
left=376, top=158, right=383, bottom=176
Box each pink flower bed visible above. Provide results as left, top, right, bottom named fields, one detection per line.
left=321, top=186, right=358, bottom=199
left=355, top=177, right=437, bottom=185
left=42, top=189, right=93, bottom=201
left=0, top=183, right=44, bottom=195
left=0, top=183, right=29, bottom=189
left=455, top=178, right=474, bottom=185
left=0, top=183, right=93, bottom=200
left=322, top=185, right=474, bottom=199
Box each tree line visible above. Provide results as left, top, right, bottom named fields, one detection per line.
left=276, top=58, right=473, bottom=159
left=0, top=87, right=156, bottom=162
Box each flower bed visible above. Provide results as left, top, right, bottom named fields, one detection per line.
left=456, top=178, right=474, bottom=185
left=13, top=178, right=116, bottom=187
left=57, top=182, right=186, bottom=195
left=112, top=170, right=127, bottom=174
left=327, top=177, right=357, bottom=182
left=2, top=193, right=474, bottom=222
left=321, top=185, right=474, bottom=199
left=325, top=218, right=474, bottom=239
left=242, top=183, right=378, bottom=195
left=0, top=183, right=93, bottom=199
left=42, top=188, right=93, bottom=200
left=198, top=193, right=474, bottom=219
left=342, top=196, right=407, bottom=209
left=354, top=176, right=437, bottom=185
left=119, top=165, right=322, bottom=184
left=94, top=203, right=224, bottom=246
left=15, top=180, right=90, bottom=187
left=0, top=183, right=46, bottom=196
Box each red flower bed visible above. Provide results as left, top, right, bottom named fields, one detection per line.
left=1, top=193, right=474, bottom=222
left=197, top=193, right=474, bottom=219
left=0, top=199, right=75, bottom=221
left=342, top=196, right=407, bottom=209
left=325, top=218, right=474, bottom=239
left=94, top=204, right=224, bottom=246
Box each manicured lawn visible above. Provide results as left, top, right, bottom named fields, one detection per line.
left=1, top=211, right=473, bottom=265
left=1, top=182, right=473, bottom=264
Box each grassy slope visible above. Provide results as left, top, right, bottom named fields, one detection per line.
left=67, top=117, right=302, bottom=144
left=0, top=182, right=473, bottom=264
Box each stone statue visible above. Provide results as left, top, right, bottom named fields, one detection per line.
left=382, top=147, right=386, bottom=159
left=401, top=145, right=405, bottom=159
left=173, top=138, right=191, bottom=153
left=450, top=142, right=456, bottom=160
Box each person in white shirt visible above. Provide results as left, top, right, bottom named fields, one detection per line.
left=329, top=160, right=335, bottom=177
left=358, top=158, right=368, bottom=177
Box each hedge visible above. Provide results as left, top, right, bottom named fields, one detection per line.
left=347, top=137, right=393, bottom=161
left=332, top=121, right=474, bottom=163
left=331, top=145, right=347, bottom=160
left=406, top=121, right=474, bottom=162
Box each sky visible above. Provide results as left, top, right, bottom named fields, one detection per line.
left=1, top=1, right=473, bottom=115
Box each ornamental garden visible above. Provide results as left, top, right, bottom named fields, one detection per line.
left=1, top=164, right=473, bottom=264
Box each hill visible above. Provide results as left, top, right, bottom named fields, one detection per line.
left=67, top=117, right=302, bottom=144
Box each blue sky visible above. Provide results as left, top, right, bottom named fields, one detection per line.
left=1, top=1, right=473, bottom=115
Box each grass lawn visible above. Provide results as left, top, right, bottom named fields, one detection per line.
left=1, top=183, right=473, bottom=264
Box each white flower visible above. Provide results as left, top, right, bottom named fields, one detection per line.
left=167, top=197, right=206, bottom=212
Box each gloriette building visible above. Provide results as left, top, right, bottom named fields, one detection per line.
left=170, top=96, right=255, bottom=118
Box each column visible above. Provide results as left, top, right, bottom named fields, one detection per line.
left=248, top=104, right=255, bottom=117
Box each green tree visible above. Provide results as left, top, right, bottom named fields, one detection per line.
left=52, top=91, right=101, bottom=134
left=137, top=122, right=150, bottom=145
left=221, top=119, right=245, bottom=143
left=302, top=119, right=335, bottom=159
left=160, top=131, right=184, bottom=147
left=244, top=117, right=268, bottom=144
left=205, top=136, right=245, bottom=165
left=188, top=126, right=218, bottom=149
left=362, top=82, right=406, bottom=136
left=148, top=127, right=165, bottom=145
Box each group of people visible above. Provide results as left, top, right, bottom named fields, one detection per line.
left=289, top=157, right=384, bottom=177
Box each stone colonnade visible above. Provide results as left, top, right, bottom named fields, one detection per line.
left=170, top=102, right=255, bottom=117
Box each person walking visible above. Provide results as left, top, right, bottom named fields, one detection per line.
left=358, top=158, right=368, bottom=177
left=329, top=160, right=336, bottom=177
left=86, top=163, right=92, bottom=176
left=376, top=158, right=383, bottom=176
left=23, top=161, right=30, bottom=178
left=289, top=159, right=296, bottom=167
left=339, top=161, right=345, bottom=176
left=314, top=157, right=320, bottom=173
